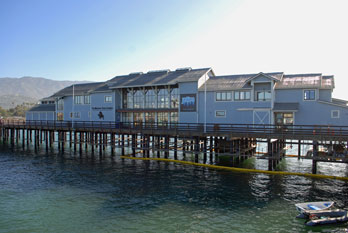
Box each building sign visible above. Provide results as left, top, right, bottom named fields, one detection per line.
left=92, top=107, right=113, bottom=111
left=180, top=94, right=196, bottom=112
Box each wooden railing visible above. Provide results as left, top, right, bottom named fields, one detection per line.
left=1, top=120, right=348, bottom=139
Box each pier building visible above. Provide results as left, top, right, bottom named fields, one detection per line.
left=27, top=68, right=348, bottom=126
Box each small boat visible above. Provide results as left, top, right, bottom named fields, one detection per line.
left=305, top=209, right=348, bottom=226
left=295, top=201, right=335, bottom=218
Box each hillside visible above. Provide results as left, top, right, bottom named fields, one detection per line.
left=0, top=76, right=89, bottom=109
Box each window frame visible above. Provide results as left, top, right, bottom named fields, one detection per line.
left=215, top=91, right=232, bottom=102
left=104, top=95, right=112, bottom=103
left=215, top=110, right=226, bottom=118
left=303, top=89, right=316, bottom=101
left=234, top=90, right=251, bottom=101
left=331, top=110, right=340, bottom=119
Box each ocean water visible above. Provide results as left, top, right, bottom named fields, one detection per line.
left=0, top=143, right=348, bottom=233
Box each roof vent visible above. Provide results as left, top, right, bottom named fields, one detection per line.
left=176, top=67, right=192, bottom=72
left=129, top=72, right=143, bottom=75
left=147, top=69, right=170, bottom=74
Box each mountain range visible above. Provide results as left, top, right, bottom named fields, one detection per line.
left=0, top=77, right=90, bottom=109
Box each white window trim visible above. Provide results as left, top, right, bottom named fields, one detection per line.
left=233, top=90, right=251, bottom=102
left=215, top=91, right=233, bottom=102
left=303, top=89, right=317, bottom=101
left=331, top=110, right=340, bottom=118
left=104, top=95, right=112, bottom=103
left=215, top=110, right=226, bottom=118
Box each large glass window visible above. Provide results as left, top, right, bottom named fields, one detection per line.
left=157, top=112, right=168, bottom=126
left=122, top=112, right=132, bottom=123
left=133, top=112, right=143, bottom=126
left=57, top=99, right=64, bottom=111
left=234, top=91, right=250, bottom=101
left=74, top=96, right=84, bottom=104
left=145, top=112, right=155, bottom=125
left=123, top=90, right=133, bottom=109
left=145, top=90, right=156, bottom=108
left=255, top=91, right=271, bottom=101
left=84, top=95, right=90, bottom=104
left=216, top=92, right=232, bottom=101
left=170, top=88, right=179, bottom=108
left=134, top=90, right=144, bottom=108
left=170, top=112, right=178, bottom=124
left=158, top=88, right=169, bottom=108
left=304, top=90, right=315, bottom=100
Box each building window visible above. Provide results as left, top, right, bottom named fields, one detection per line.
left=145, top=112, right=155, bottom=125
left=123, top=90, right=134, bottom=109
left=70, top=112, right=80, bottom=119
left=133, top=112, right=143, bottom=125
left=275, top=112, right=294, bottom=125
left=304, top=90, right=316, bottom=100
left=105, top=96, right=112, bottom=103
left=157, top=112, right=168, bottom=126
left=57, top=112, right=63, bottom=121
left=255, top=91, right=271, bottom=101
left=145, top=90, right=156, bottom=108
left=170, top=112, right=178, bottom=123
left=216, top=92, right=232, bottom=101
left=134, top=90, right=144, bottom=108
left=331, top=110, right=340, bottom=118
left=215, top=110, right=226, bottom=117
left=57, top=99, right=64, bottom=111
left=84, top=95, right=90, bottom=104
left=170, top=88, right=179, bottom=108
left=234, top=91, right=250, bottom=101
left=158, top=88, right=169, bottom=108
left=122, top=112, right=132, bottom=122
left=74, top=96, right=84, bottom=104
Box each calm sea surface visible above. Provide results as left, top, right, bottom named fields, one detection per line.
left=1, top=143, right=348, bottom=233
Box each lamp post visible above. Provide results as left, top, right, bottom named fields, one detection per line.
left=72, top=84, right=75, bottom=129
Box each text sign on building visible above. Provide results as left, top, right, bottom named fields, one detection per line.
left=180, top=94, right=196, bottom=112
left=92, top=107, right=113, bottom=111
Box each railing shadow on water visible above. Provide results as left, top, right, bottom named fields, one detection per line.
left=2, top=120, right=348, bottom=139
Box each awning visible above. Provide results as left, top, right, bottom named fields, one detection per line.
left=273, top=103, right=299, bottom=111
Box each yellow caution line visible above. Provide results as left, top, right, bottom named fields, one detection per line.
left=120, top=156, right=348, bottom=181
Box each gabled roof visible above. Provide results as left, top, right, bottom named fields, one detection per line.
left=245, top=72, right=284, bottom=83
left=199, top=72, right=282, bottom=91
left=107, top=68, right=211, bottom=89
left=50, top=82, right=105, bottom=97
left=27, top=104, right=55, bottom=112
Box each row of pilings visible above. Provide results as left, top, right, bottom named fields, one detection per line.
left=0, top=126, right=289, bottom=171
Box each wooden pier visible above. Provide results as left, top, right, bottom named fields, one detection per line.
left=1, top=120, right=348, bottom=174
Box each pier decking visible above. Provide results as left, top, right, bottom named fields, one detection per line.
left=1, top=120, right=348, bottom=175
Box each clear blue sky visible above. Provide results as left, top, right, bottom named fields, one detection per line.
left=1, top=0, right=348, bottom=99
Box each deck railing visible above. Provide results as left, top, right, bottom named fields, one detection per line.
left=1, top=120, right=348, bottom=139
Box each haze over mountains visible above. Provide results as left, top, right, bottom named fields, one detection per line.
left=0, top=77, right=90, bottom=109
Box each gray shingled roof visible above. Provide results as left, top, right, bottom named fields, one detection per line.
left=50, top=82, right=105, bottom=97
left=108, top=68, right=211, bottom=89
left=199, top=72, right=283, bottom=91
left=27, top=104, right=55, bottom=112
left=273, top=102, right=299, bottom=111
left=275, top=73, right=324, bottom=89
